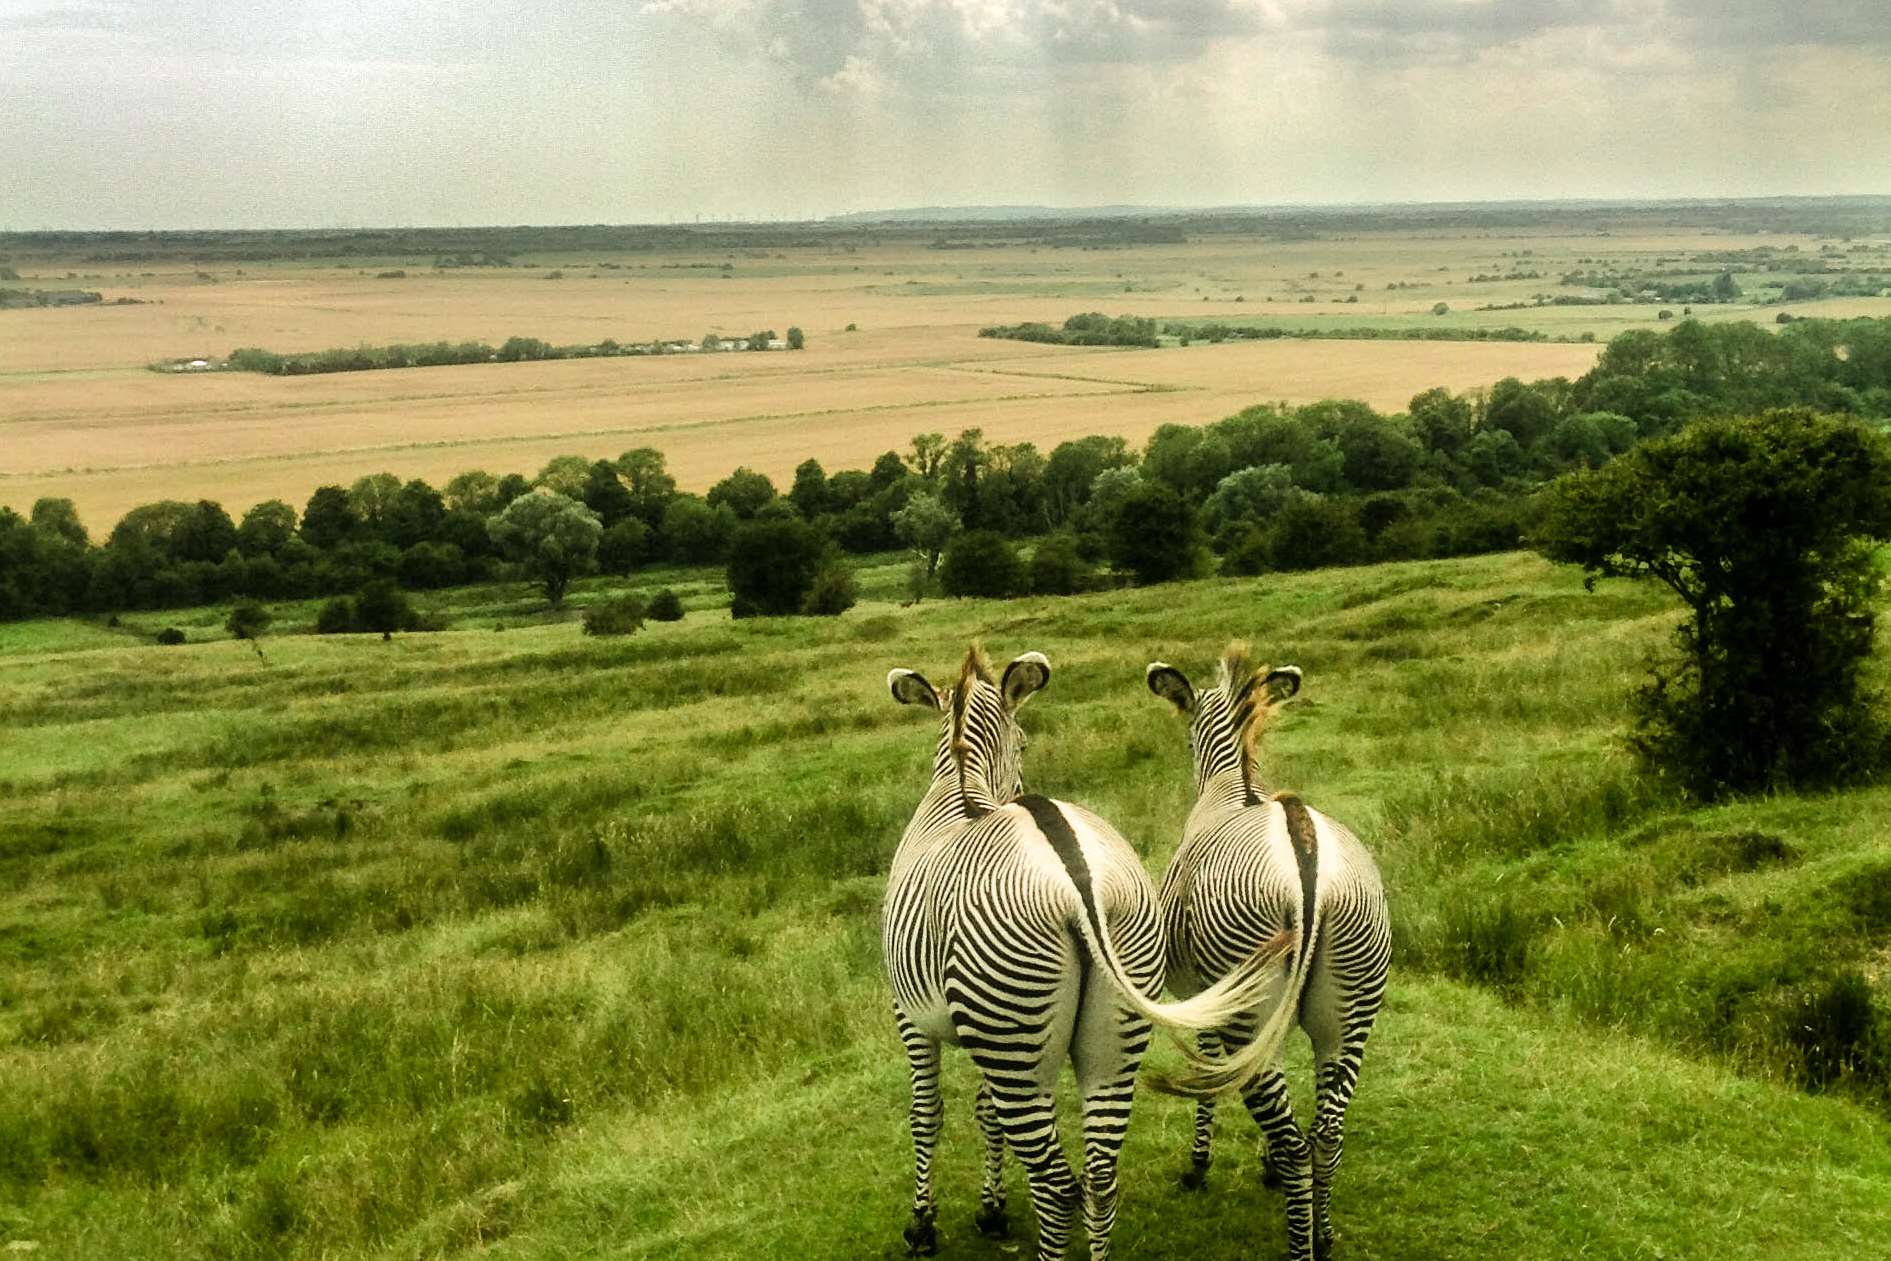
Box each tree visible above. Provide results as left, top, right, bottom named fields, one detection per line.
left=582, top=460, right=636, bottom=527
left=1202, top=464, right=1299, bottom=545
left=660, top=496, right=736, bottom=564
left=236, top=500, right=297, bottom=556
left=909, top=432, right=946, bottom=480
left=1106, top=482, right=1204, bottom=585
left=789, top=458, right=830, bottom=519
left=1712, top=271, right=1740, bottom=302
left=443, top=470, right=501, bottom=514
left=597, top=519, right=652, bottom=576
left=1541, top=409, right=1891, bottom=797
left=348, top=473, right=403, bottom=541
left=176, top=500, right=238, bottom=563
left=301, top=486, right=358, bottom=549
left=487, top=490, right=602, bottom=607
left=892, top=491, right=959, bottom=581
left=707, top=467, right=777, bottom=519
left=940, top=428, right=988, bottom=526
left=938, top=530, right=1025, bottom=598
left=1028, top=533, right=1094, bottom=595
left=786, top=326, right=805, bottom=350
left=225, top=601, right=272, bottom=659
left=868, top=450, right=909, bottom=493
left=615, top=448, right=677, bottom=526
left=726, top=516, right=826, bottom=617
left=1267, top=496, right=1369, bottom=570
left=1408, top=387, right=1476, bottom=456
left=383, top=480, right=444, bottom=549
left=354, top=579, right=415, bottom=638
left=29, top=498, right=87, bottom=547
left=534, top=455, right=593, bottom=499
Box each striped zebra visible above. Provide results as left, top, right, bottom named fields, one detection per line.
left=884, top=646, right=1292, bottom=1261
left=1144, top=646, right=1391, bottom=1261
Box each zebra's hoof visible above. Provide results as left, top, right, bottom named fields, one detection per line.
left=1179, top=1163, right=1209, bottom=1192
left=974, top=1202, right=1010, bottom=1238
left=1313, top=1226, right=1335, bottom=1260
left=902, top=1215, right=938, bottom=1256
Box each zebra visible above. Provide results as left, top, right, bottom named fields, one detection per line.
left=1144, top=645, right=1391, bottom=1261
left=883, top=645, right=1293, bottom=1261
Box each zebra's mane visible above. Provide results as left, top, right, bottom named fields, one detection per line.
left=949, top=643, right=998, bottom=813
left=1217, top=640, right=1279, bottom=804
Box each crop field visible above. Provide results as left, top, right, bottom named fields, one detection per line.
left=3, top=550, right=1889, bottom=1259
left=7, top=215, right=1888, bottom=533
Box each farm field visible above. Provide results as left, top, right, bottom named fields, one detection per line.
left=7, top=213, right=1889, bottom=533
left=3, top=549, right=1889, bottom=1259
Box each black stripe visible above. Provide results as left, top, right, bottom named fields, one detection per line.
left=1016, top=794, right=1095, bottom=973
left=1277, top=794, right=1320, bottom=1010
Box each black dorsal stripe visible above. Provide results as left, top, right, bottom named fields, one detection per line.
left=1016, top=794, right=1097, bottom=964
left=1277, top=791, right=1320, bottom=961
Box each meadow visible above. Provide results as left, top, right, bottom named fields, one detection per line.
left=8, top=205, right=1890, bottom=534
left=3, top=548, right=1889, bottom=1259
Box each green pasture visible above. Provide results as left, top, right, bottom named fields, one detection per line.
left=3, top=550, right=1888, bottom=1259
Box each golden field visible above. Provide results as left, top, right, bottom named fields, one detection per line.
left=4, top=228, right=1886, bottom=531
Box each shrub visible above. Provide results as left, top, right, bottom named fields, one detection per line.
left=1220, top=526, right=1269, bottom=577
left=581, top=595, right=646, bottom=637
left=1267, top=497, right=1369, bottom=570
left=354, top=580, right=415, bottom=637
left=1542, top=409, right=1891, bottom=797
left=1027, top=533, right=1093, bottom=595
left=938, top=530, right=1025, bottom=598
left=725, top=517, right=824, bottom=616
left=1106, top=482, right=1205, bottom=585
left=155, top=627, right=186, bottom=645
left=1785, top=970, right=1886, bottom=1092
left=225, top=602, right=271, bottom=641
left=800, top=564, right=857, bottom=616
left=315, top=597, right=358, bottom=634
left=647, top=589, right=685, bottom=622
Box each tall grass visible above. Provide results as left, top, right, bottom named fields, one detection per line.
left=3, top=549, right=1887, bottom=1258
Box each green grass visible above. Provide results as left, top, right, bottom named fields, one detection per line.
left=2, top=550, right=1888, bottom=1258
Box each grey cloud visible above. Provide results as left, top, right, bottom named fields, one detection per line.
left=1662, top=0, right=1891, bottom=50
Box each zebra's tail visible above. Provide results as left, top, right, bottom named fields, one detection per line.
left=1153, top=792, right=1324, bottom=1099
left=1016, top=795, right=1295, bottom=1048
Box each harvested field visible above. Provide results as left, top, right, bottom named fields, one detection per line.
left=1, top=333, right=1598, bottom=526
left=5, top=225, right=1885, bottom=530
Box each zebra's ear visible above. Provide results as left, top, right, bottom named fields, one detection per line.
left=1263, top=666, right=1302, bottom=702
left=887, top=669, right=942, bottom=710
left=1000, top=652, right=1051, bottom=710
left=1146, top=663, right=1195, bottom=714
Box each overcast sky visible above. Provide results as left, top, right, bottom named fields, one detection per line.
left=2, top=0, right=1888, bottom=229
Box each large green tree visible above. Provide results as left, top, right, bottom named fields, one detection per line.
left=487, top=490, right=602, bottom=607
left=1542, top=408, right=1891, bottom=797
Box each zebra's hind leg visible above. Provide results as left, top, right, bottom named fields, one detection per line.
left=1179, top=1030, right=1225, bottom=1191
left=1074, top=1050, right=1144, bottom=1259
left=1309, top=1048, right=1368, bottom=1261
left=990, top=1087, right=1082, bottom=1261
left=897, top=1015, right=942, bottom=1256
left=972, top=1082, right=1009, bottom=1238
left=1241, top=1066, right=1315, bottom=1261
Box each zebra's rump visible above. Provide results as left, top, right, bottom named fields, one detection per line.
left=884, top=799, right=1164, bottom=1037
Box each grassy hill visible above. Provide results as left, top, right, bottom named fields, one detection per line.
left=2, top=551, right=1887, bottom=1258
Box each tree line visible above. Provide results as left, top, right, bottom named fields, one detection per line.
left=223, top=327, right=804, bottom=375
left=4, top=315, right=1890, bottom=624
